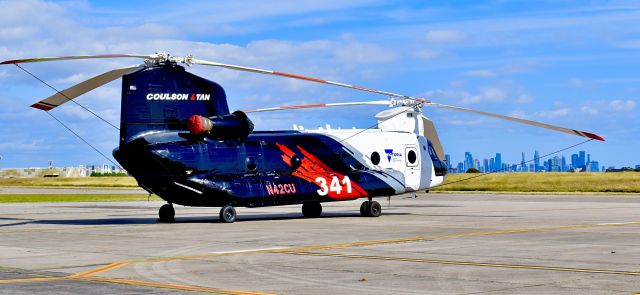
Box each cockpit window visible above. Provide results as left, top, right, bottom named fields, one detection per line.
left=427, top=140, right=447, bottom=176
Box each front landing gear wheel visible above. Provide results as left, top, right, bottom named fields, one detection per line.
left=158, top=203, right=175, bottom=223
left=360, top=201, right=370, bottom=217
left=219, top=205, right=237, bottom=223
left=302, top=202, right=322, bottom=218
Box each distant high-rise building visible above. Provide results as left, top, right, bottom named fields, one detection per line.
left=457, top=162, right=464, bottom=173
left=520, top=152, right=527, bottom=172
left=483, top=159, right=489, bottom=173
left=571, top=153, right=579, bottom=170
left=534, top=150, right=540, bottom=172
left=561, top=156, right=567, bottom=172
left=464, top=152, right=473, bottom=172
left=494, top=153, right=502, bottom=172
left=578, top=151, right=586, bottom=169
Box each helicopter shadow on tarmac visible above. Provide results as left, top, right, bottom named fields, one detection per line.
left=0, top=212, right=413, bottom=227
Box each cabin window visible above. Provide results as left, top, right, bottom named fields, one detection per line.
left=371, top=152, right=381, bottom=165
left=407, top=150, right=417, bottom=164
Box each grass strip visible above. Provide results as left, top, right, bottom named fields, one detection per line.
left=433, top=172, right=640, bottom=193
left=0, top=194, right=161, bottom=203
left=0, top=177, right=138, bottom=188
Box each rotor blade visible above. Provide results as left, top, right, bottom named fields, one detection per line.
left=0, top=54, right=151, bottom=65
left=190, top=58, right=420, bottom=100
left=31, top=65, right=144, bottom=111
left=243, top=100, right=391, bottom=113
left=425, top=102, right=605, bottom=141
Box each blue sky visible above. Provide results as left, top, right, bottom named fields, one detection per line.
left=0, top=0, right=638, bottom=168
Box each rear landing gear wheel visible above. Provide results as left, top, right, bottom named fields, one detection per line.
left=219, top=205, right=236, bottom=223
left=302, top=202, right=322, bottom=218
left=360, top=201, right=381, bottom=217
left=158, top=203, right=175, bottom=223
left=368, top=201, right=382, bottom=217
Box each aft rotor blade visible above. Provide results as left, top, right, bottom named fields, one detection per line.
left=243, top=100, right=391, bottom=113
left=31, top=66, right=144, bottom=111
left=425, top=102, right=605, bottom=141
left=0, top=54, right=151, bottom=65
left=190, top=58, right=420, bottom=100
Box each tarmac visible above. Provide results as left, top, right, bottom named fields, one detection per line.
left=0, top=193, right=639, bottom=294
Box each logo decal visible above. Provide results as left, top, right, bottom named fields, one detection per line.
left=385, top=149, right=402, bottom=162
left=145, top=93, right=210, bottom=101
left=385, top=149, right=393, bottom=162
left=276, top=143, right=368, bottom=200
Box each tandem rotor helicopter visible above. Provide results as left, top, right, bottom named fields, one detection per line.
left=1, top=52, right=604, bottom=223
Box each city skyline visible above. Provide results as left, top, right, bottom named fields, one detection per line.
left=446, top=149, right=621, bottom=173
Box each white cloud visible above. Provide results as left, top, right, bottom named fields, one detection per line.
left=516, top=93, right=534, bottom=103
left=568, top=78, right=585, bottom=88
left=480, top=87, right=506, bottom=102
left=462, top=69, right=495, bottom=78
left=535, top=108, right=570, bottom=119
left=608, top=99, right=636, bottom=111
left=580, top=105, right=599, bottom=115
left=413, top=49, right=439, bottom=60
left=333, top=41, right=397, bottom=64
left=425, top=29, right=466, bottom=43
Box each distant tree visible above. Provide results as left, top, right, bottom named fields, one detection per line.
left=465, top=168, right=481, bottom=173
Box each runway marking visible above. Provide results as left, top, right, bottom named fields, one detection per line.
left=114, top=220, right=640, bottom=265
left=69, top=262, right=129, bottom=278
left=81, top=277, right=277, bottom=295
left=3, top=220, right=639, bottom=291
left=276, top=221, right=640, bottom=252
left=276, top=251, right=640, bottom=277
left=209, top=247, right=288, bottom=254
left=0, top=276, right=62, bottom=284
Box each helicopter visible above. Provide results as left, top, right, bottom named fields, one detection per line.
left=1, top=52, right=604, bottom=223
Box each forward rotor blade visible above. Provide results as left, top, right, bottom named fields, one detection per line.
left=243, top=100, right=391, bottom=113
left=31, top=65, right=144, bottom=111
left=0, top=54, right=151, bottom=65
left=425, top=102, right=605, bottom=141
left=190, top=58, right=419, bottom=100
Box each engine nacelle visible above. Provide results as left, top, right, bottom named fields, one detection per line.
left=188, top=111, right=254, bottom=141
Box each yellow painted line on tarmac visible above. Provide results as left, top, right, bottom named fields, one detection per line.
left=279, top=221, right=640, bottom=252
left=0, top=276, right=63, bottom=284
left=81, top=277, right=277, bottom=295
left=68, top=262, right=129, bottom=278
left=277, top=251, right=640, bottom=277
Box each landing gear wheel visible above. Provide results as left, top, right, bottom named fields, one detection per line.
left=219, top=205, right=237, bottom=223
left=368, top=201, right=382, bottom=217
left=158, top=203, right=175, bottom=223
left=360, top=201, right=370, bottom=217
left=302, top=202, right=322, bottom=218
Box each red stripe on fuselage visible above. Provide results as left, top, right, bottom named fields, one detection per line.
left=275, top=143, right=368, bottom=200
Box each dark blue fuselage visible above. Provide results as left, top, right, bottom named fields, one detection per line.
left=114, top=131, right=397, bottom=207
